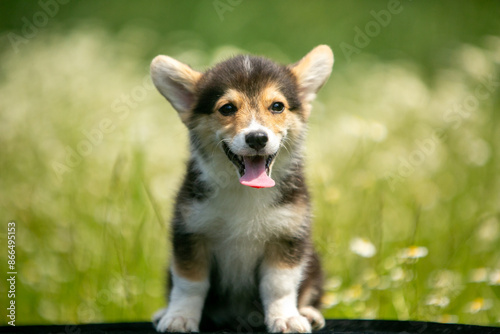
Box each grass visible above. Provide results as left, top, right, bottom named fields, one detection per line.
left=0, top=25, right=499, bottom=327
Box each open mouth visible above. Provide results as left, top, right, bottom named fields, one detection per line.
left=222, top=142, right=277, bottom=188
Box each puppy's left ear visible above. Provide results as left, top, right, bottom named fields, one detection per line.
left=289, top=45, right=334, bottom=104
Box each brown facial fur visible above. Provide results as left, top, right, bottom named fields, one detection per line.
left=210, top=85, right=295, bottom=142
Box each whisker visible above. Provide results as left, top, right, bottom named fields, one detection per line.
left=212, top=138, right=229, bottom=158
left=280, top=142, right=290, bottom=155
left=280, top=137, right=293, bottom=155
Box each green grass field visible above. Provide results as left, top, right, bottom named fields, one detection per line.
left=1, top=1, right=499, bottom=328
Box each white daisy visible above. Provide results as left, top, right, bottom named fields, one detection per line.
left=489, top=269, right=500, bottom=286
left=469, top=267, right=489, bottom=283
left=349, top=237, right=376, bottom=258
left=466, top=297, right=492, bottom=313
left=425, top=294, right=450, bottom=308
left=399, top=245, right=428, bottom=259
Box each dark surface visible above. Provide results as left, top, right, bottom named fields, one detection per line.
left=2, top=320, right=500, bottom=334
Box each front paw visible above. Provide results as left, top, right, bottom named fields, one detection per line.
left=267, top=315, right=312, bottom=333
left=155, top=312, right=199, bottom=333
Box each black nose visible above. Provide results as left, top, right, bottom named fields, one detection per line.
left=245, top=131, right=268, bottom=151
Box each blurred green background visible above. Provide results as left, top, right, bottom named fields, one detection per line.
left=1, top=0, right=499, bottom=327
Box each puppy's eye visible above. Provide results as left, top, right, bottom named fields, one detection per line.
left=270, top=102, right=285, bottom=114
left=219, top=103, right=237, bottom=116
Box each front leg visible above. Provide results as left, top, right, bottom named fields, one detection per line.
left=260, top=239, right=312, bottom=333
left=154, top=232, right=209, bottom=333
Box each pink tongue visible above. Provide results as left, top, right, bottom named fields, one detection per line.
left=239, top=156, right=275, bottom=188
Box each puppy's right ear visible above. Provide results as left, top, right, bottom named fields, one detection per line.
left=151, top=56, right=202, bottom=123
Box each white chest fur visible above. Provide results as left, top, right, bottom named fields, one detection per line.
left=183, top=176, right=303, bottom=292
left=178, top=152, right=307, bottom=292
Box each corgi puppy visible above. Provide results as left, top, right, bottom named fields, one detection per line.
left=150, top=45, right=334, bottom=333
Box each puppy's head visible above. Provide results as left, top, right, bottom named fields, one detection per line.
left=151, top=46, right=333, bottom=188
